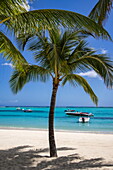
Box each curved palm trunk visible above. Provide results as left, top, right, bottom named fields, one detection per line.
left=49, top=80, right=59, bottom=157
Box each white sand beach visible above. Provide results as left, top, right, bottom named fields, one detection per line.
left=0, top=128, right=113, bottom=169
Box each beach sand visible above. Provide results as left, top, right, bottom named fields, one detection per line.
left=0, top=128, right=113, bottom=170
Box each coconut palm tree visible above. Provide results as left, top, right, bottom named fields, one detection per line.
left=89, top=0, right=113, bottom=25
left=9, top=29, right=113, bottom=157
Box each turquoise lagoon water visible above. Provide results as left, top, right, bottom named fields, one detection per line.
left=0, top=107, right=113, bottom=133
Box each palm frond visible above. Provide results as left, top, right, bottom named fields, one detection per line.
left=10, top=64, right=50, bottom=93
left=63, top=40, right=94, bottom=73
left=5, top=9, right=112, bottom=40
left=62, top=74, right=98, bottom=105
left=69, top=54, right=113, bottom=88
left=89, top=0, right=113, bottom=25
left=17, top=33, right=35, bottom=51
left=9, top=70, right=28, bottom=94
left=0, top=0, right=28, bottom=23
left=0, top=31, right=27, bottom=67
left=68, top=40, right=91, bottom=62
left=26, top=65, right=50, bottom=82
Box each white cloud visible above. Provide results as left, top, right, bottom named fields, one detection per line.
left=78, top=70, right=98, bottom=78
left=101, top=49, right=107, bottom=54
left=2, top=63, right=13, bottom=68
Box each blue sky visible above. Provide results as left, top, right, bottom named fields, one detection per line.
left=0, top=0, right=113, bottom=107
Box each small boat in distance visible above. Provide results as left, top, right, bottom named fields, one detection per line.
left=16, top=107, right=32, bottom=112
left=65, top=109, right=94, bottom=116
left=16, top=107, right=24, bottom=111
left=64, top=109, right=75, bottom=112
left=79, top=117, right=90, bottom=123
left=16, top=107, right=22, bottom=110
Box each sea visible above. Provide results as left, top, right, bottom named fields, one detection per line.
left=0, top=106, right=113, bottom=133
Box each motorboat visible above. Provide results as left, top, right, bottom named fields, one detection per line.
left=16, top=107, right=25, bottom=111
left=64, top=109, right=76, bottom=112
left=65, top=109, right=94, bottom=116
left=79, top=117, right=90, bottom=123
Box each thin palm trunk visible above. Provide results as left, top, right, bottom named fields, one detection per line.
left=49, top=79, right=59, bottom=157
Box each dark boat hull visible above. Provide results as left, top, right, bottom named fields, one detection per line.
left=65, top=112, right=93, bottom=116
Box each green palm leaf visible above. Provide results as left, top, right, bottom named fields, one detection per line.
left=0, top=31, right=27, bottom=68
left=3, top=9, right=112, bottom=40
left=0, top=0, right=28, bottom=23
left=89, top=0, right=113, bottom=25
left=69, top=54, right=113, bottom=88
left=62, top=74, right=98, bottom=105
left=10, top=64, right=50, bottom=93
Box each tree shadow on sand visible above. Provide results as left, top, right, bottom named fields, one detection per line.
left=0, top=145, right=113, bottom=170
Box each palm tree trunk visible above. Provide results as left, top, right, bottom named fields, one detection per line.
left=49, top=80, right=59, bottom=157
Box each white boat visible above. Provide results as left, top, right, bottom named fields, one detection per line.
left=65, top=109, right=75, bottom=112
left=65, top=109, right=93, bottom=116
left=16, top=107, right=25, bottom=111
left=79, top=117, right=90, bottom=123
left=16, top=107, right=22, bottom=110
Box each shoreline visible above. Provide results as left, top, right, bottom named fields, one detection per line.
left=0, top=126, right=113, bottom=135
